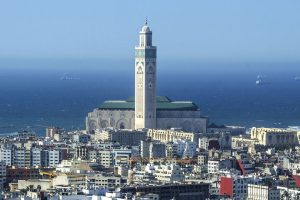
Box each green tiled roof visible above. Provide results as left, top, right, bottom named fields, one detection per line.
left=98, top=96, right=198, bottom=111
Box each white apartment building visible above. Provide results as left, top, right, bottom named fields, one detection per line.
left=174, top=139, right=197, bottom=158
left=89, top=173, right=123, bottom=189
left=208, top=159, right=234, bottom=174
left=0, top=147, right=12, bottom=166
left=56, top=160, right=72, bottom=173
left=248, top=184, right=280, bottom=200
left=98, top=150, right=113, bottom=168
left=198, top=155, right=207, bottom=165
left=14, top=148, right=26, bottom=167
left=31, top=147, right=41, bottom=166
left=220, top=175, right=263, bottom=199
left=154, top=164, right=184, bottom=183
left=277, top=186, right=300, bottom=199
left=112, top=149, right=132, bottom=166
left=208, top=160, right=220, bottom=174
left=48, top=149, right=60, bottom=167
left=199, top=137, right=209, bottom=150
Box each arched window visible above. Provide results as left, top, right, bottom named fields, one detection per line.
left=137, top=66, right=143, bottom=74
left=120, top=123, right=125, bottom=129
left=148, top=66, right=154, bottom=74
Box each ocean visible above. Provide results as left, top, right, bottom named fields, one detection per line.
left=1, top=59, right=300, bottom=136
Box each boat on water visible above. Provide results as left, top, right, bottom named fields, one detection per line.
left=294, top=77, right=300, bottom=81
left=256, top=75, right=270, bottom=85
left=60, top=73, right=80, bottom=81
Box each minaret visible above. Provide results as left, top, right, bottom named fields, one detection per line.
left=135, top=20, right=157, bottom=129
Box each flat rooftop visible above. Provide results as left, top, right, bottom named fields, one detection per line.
left=98, top=96, right=198, bottom=111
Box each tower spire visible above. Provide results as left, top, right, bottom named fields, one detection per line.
left=145, top=17, right=148, bottom=25
left=135, top=22, right=156, bottom=129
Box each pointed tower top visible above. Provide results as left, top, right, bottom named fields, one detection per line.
left=141, top=18, right=151, bottom=33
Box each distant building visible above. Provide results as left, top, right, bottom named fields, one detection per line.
left=73, top=133, right=90, bottom=143
left=6, top=167, right=44, bottom=183
left=0, top=161, right=6, bottom=190
left=248, top=184, right=280, bottom=200
left=197, top=154, right=207, bottom=165
left=112, top=149, right=132, bottom=166
left=220, top=175, right=262, bottom=199
left=13, top=147, right=28, bottom=168
left=98, top=150, right=113, bottom=168
left=0, top=146, right=12, bottom=166
left=31, top=147, right=42, bottom=166
left=140, top=139, right=151, bottom=159
left=173, top=139, right=197, bottom=158
left=48, top=149, right=60, bottom=167
left=251, top=127, right=298, bottom=147
left=89, top=173, right=125, bottom=189
left=208, top=159, right=236, bottom=174
left=232, top=135, right=257, bottom=149
left=86, top=22, right=207, bottom=133
left=147, top=128, right=201, bottom=143
left=150, top=142, right=166, bottom=159
left=46, top=127, right=64, bottom=138
left=154, top=164, right=184, bottom=183
left=95, top=128, right=147, bottom=146
left=52, top=173, right=86, bottom=189
left=207, top=124, right=246, bottom=135
left=121, top=183, right=210, bottom=200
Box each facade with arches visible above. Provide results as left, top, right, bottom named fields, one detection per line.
left=86, top=96, right=207, bottom=133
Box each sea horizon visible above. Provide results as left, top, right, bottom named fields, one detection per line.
left=1, top=59, right=300, bottom=136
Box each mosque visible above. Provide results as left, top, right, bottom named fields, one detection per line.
left=86, top=22, right=208, bottom=133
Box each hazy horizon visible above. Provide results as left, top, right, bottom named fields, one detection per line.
left=1, top=1, right=300, bottom=64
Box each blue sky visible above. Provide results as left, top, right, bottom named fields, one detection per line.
left=0, top=1, right=300, bottom=63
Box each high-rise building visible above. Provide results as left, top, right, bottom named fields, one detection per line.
left=135, top=20, right=157, bottom=129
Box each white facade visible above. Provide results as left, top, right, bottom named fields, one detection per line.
left=154, top=164, right=184, bottom=183
left=89, top=173, right=122, bottom=188
left=56, top=160, right=72, bottom=173
left=208, top=160, right=220, bottom=174
left=98, top=150, right=113, bottom=168
left=14, top=148, right=26, bottom=167
left=222, top=175, right=263, bottom=199
left=251, top=127, right=298, bottom=146
left=199, top=137, right=209, bottom=150
left=135, top=21, right=157, bottom=129
left=112, top=149, right=132, bottom=166
left=0, top=147, right=12, bottom=166
left=48, top=149, right=60, bottom=167
left=277, top=186, right=300, bottom=199
left=31, top=147, right=42, bottom=166
left=174, top=139, right=197, bottom=158
left=248, top=184, right=280, bottom=200
left=52, top=174, right=86, bottom=188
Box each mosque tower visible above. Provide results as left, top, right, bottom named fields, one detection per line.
left=135, top=20, right=157, bottom=129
